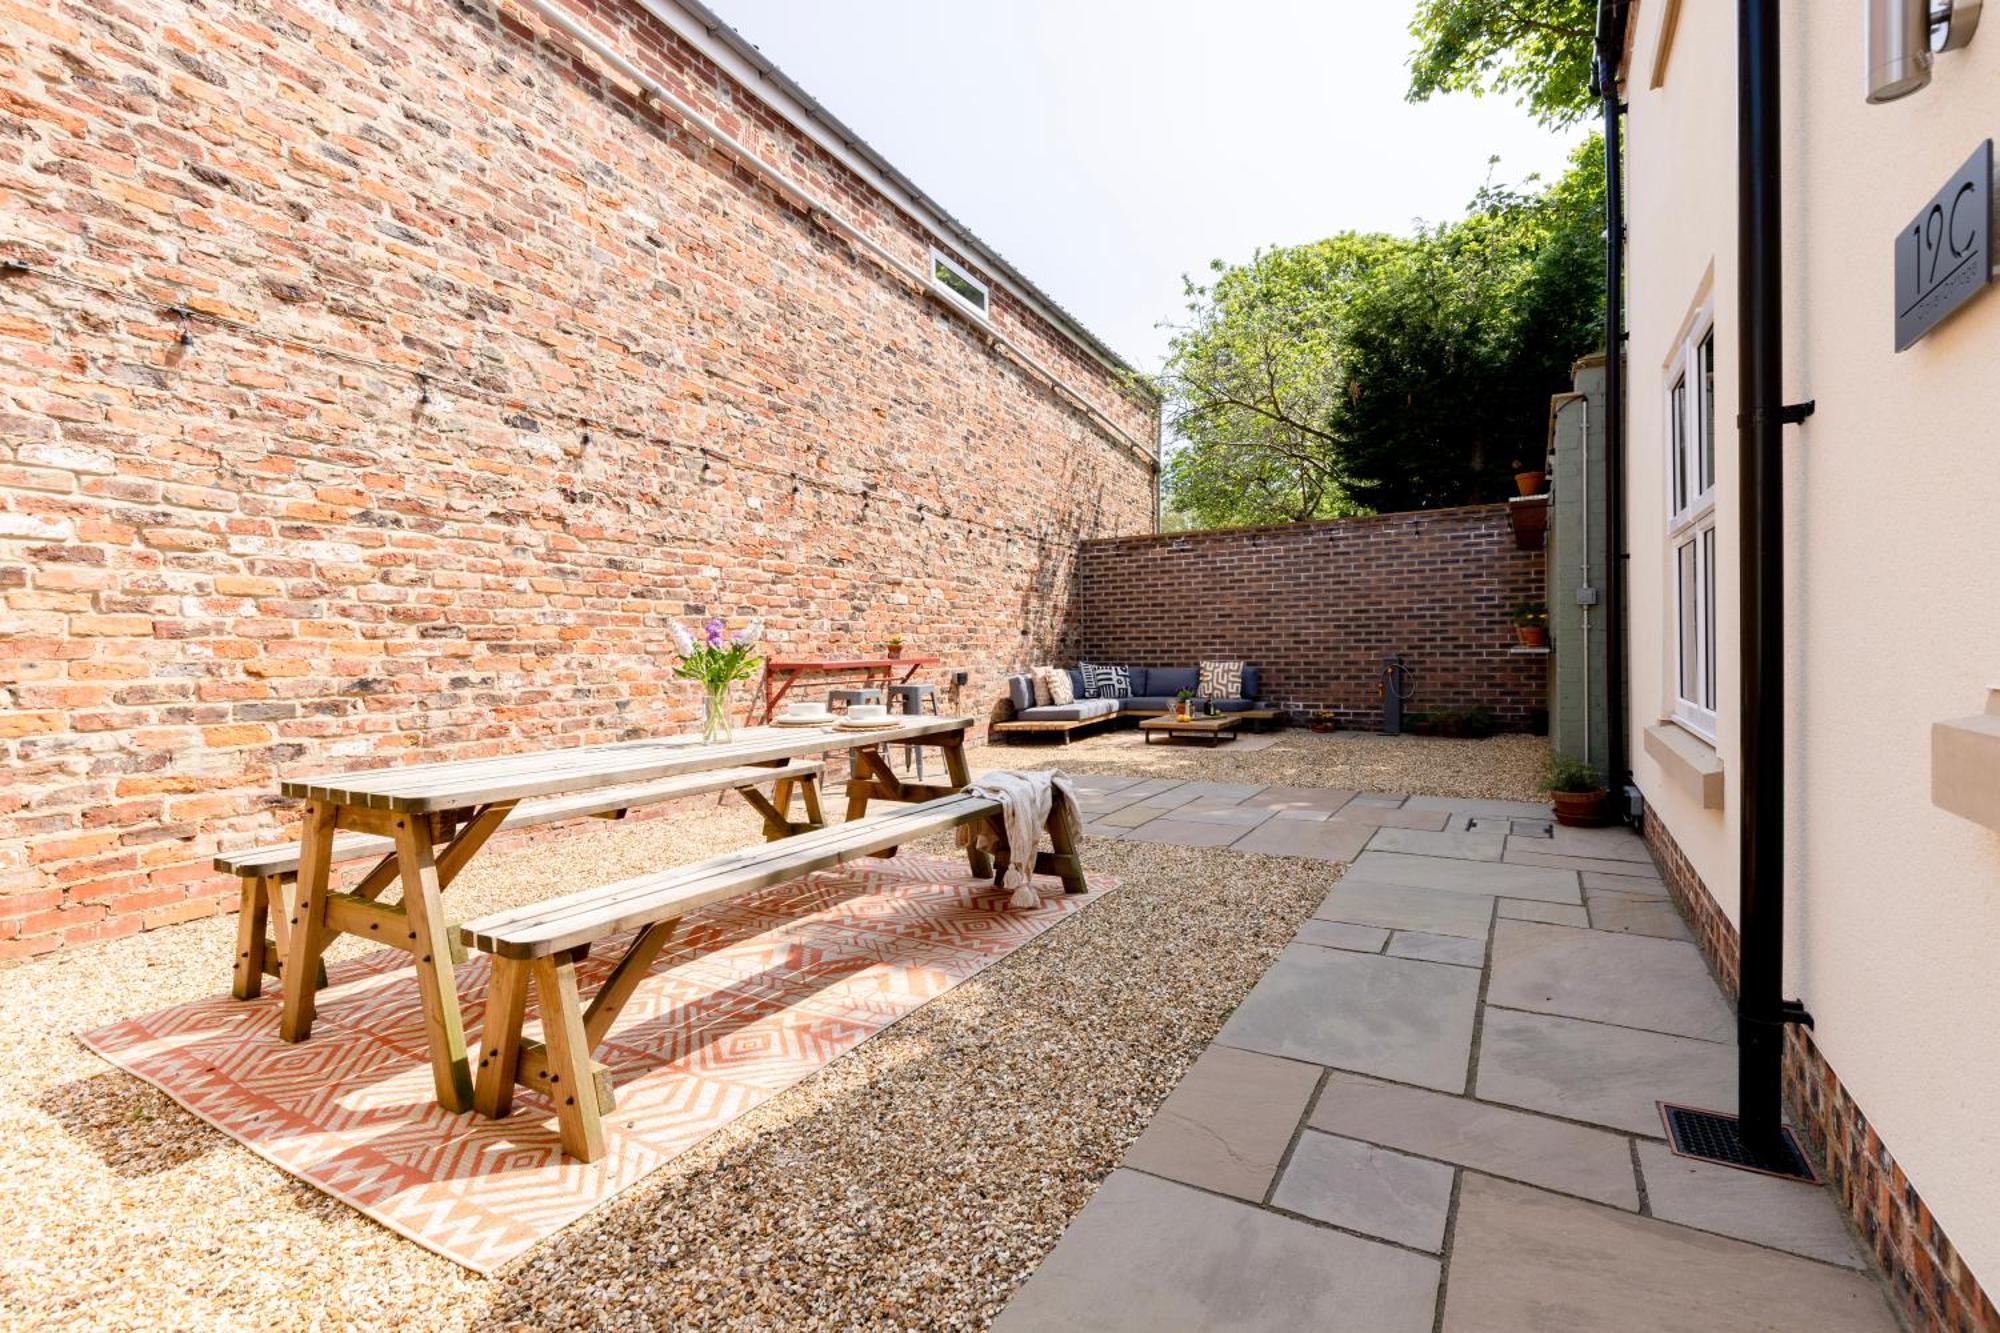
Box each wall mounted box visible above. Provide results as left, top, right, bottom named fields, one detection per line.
left=1932, top=687, right=2000, bottom=832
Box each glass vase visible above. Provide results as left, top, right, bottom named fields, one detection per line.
left=702, top=681, right=733, bottom=745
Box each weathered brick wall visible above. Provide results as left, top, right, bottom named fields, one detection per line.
left=1078, top=506, right=1544, bottom=727
left=0, top=0, right=1157, bottom=958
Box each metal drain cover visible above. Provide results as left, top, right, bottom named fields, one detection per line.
left=1659, top=1103, right=1817, bottom=1182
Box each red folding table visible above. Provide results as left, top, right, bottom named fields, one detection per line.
left=756, top=656, right=941, bottom=722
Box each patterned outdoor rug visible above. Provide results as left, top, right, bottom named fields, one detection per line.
left=82, top=854, right=1112, bottom=1273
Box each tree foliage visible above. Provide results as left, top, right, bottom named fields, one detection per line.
left=1405, top=0, right=1601, bottom=127
left=1161, top=137, right=1604, bottom=526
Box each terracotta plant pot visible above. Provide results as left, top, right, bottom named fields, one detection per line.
left=1550, top=788, right=1609, bottom=828
left=1515, top=624, right=1548, bottom=648
left=1310, top=720, right=1334, bottom=733
left=1515, top=469, right=1546, bottom=496
left=885, top=643, right=903, bottom=659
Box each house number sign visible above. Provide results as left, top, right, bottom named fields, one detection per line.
left=1895, top=140, right=1992, bottom=351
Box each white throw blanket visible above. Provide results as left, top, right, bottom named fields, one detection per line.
left=959, top=769, right=1079, bottom=909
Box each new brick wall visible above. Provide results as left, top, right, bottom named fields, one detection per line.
left=0, top=0, right=1157, bottom=959
left=1077, top=506, right=1544, bottom=727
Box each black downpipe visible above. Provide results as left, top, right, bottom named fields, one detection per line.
left=1592, top=0, right=1630, bottom=801
left=1735, top=0, right=1812, bottom=1155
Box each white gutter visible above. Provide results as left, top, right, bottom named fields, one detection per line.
left=509, top=0, right=1157, bottom=468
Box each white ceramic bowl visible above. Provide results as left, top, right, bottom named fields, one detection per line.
left=846, top=704, right=888, bottom=722
left=783, top=703, right=831, bottom=719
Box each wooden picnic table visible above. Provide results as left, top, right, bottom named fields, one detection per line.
left=757, top=655, right=941, bottom=722
left=272, top=714, right=978, bottom=1114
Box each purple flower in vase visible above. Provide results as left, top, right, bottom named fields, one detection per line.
left=669, top=621, right=695, bottom=656
left=731, top=619, right=763, bottom=647
left=703, top=618, right=725, bottom=648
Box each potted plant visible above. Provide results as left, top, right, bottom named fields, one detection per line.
left=1175, top=687, right=1196, bottom=722
left=1511, top=601, right=1549, bottom=649
left=885, top=634, right=905, bottom=660
left=1513, top=457, right=1547, bottom=497
left=669, top=616, right=763, bottom=745
left=1545, top=753, right=1609, bottom=827
left=1309, top=709, right=1337, bottom=734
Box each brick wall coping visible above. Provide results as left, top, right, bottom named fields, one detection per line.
left=1083, top=502, right=1512, bottom=549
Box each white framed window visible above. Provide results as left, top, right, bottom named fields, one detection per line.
left=927, top=248, right=990, bottom=320
left=1666, top=313, right=1718, bottom=739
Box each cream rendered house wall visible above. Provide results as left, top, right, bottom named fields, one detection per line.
left=1625, top=0, right=2000, bottom=1283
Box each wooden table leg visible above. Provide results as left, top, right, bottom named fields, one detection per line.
left=533, top=955, right=606, bottom=1163
left=474, top=956, right=531, bottom=1119
left=278, top=800, right=338, bottom=1042
left=390, top=813, right=476, bottom=1114
left=845, top=744, right=880, bottom=822
left=231, top=875, right=270, bottom=1000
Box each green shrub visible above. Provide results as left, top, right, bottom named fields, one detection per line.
left=1544, top=753, right=1602, bottom=793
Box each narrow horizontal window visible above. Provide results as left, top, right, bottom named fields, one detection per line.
left=928, top=248, right=989, bottom=319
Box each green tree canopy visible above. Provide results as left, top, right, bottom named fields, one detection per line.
left=1161, top=137, right=1604, bottom=526
left=1405, top=0, right=1601, bottom=127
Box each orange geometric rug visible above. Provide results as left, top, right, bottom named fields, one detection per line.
left=81, top=854, right=1112, bottom=1273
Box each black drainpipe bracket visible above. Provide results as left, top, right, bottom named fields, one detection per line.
left=1745, top=999, right=1815, bottom=1034
left=1738, top=400, right=1816, bottom=429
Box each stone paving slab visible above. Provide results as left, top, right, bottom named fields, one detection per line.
left=1581, top=868, right=1671, bottom=897
left=1123, top=1046, right=1323, bottom=1202
left=1119, top=818, right=1245, bottom=847
left=1171, top=802, right=1282, bottom=828
left=1231, top=816, right=1374, bottom=862
left=1385, top=931, right=1486, bottom=968
left=1404, top=795, right=1554, bottom=818
left=1634, top=1141, right=1871, bottom=1269
left=1346, top=851, right=1582, bottom=904
left=1309, top=1072, right=1640, bottom=1210
left=1334, top=805, right=1452, bottom=831
left=1498, top=899, right=1591, bottom=927
left=1486, top=920, right=1733, bottom=1041
left=997, top=1169, right=1440, bottom=1333
left=1585, top=888, right=1692, bottom=940
left=1549, top=824, right=1657, bottom=862
left=1475, top=1008, right=1735, bottom=1134
left=1096, top=802, right=1172, bottom=828
left=1441, top=1174, right=1898, bottom=1332
left=1295, top=919, right=1390, bottom=952
left=1219, top=944, right=1481, bottom=1092
left=1272, top=1131, right=1454, bottom=1252
left=1240, top=785, right=1358, bottom=813
left=1365, top=825, right=1508, bottom=861
left=1315, top=880, right=1495, bottom=940
left=1346, top=792, right=1409, bottom=807
left=1506, top=846, right=1668, bottom=879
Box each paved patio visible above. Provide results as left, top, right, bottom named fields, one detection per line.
left=1000, top=775, right=1900, bottom=1331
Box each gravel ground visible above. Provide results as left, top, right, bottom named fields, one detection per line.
left=0, top=730, right=1544, bottom=1330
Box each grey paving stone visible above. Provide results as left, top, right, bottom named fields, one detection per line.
left=1346, top=792, right=1409, bottom=807
left=1581, top=868, right=1671, bottom=897
left=1136, top=784, right=1210, bottom=809
left=1171, top=801, right=1281, bottom=828
left=1498, top=899, right=1591, bottom=927
left=1123, top=1045, right=1322, bottom=1201
left=1309, top=1071, right=1640, bottom=1209
left=1404, top=794, right=1554, bottom=818
left=1442, top=1174, right=1897, bottom=1333
left=1505, top=845, right=1669, bottom=879
left=1071, top=773, right=1143, bottom=795
left=1586, top=888, right=1691, bottom=940
left=1508, top=818, right=1554, bottom=838
left=1119, top=818, right=1245, bottom=848
left=1241, top=784, right=1358, bottom=813
left=1231, top=816, right=1374, bottom=862
left=1550, top=823, right=1656, bottom=862
left=1173, top=781, right=1268, bottom=802
left=1634, top=1141, right=1871, bottom=1269
left=1079, top=821, right=1130, bottom=840
left=1273, top=1130, right=1455, bottom=1252
left=1346, top=851, right=1582, bottom=904
left=1219, top=944, right=1481, bottom=1092
left=1385, top=931, right=1486, bottom=968
left=1316, top=880, right=1495, bottom=940
left=1095, top=802, right=1167, bottom=828
left=1338, top=805, right=1452, bottom=831
left=1365, top=825, right=1508, bottom=861
left=996, top=1169, right=1440, bottom=1333
left=1486, top=920, right=1733, bottom=1041
left=1295, top=919, right=1390, bottom=952
left=1475, top=1008, right=1736, bottom=1134
left=1269, top=807, right=1334, bottom=822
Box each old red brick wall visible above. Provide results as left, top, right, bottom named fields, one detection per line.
left=0, top=0, right=1156, bottom=958
left=1078, top=506, right=1545, bottom=728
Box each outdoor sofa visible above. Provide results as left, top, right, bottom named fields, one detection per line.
left=990, top=665, right=1267, bottom=742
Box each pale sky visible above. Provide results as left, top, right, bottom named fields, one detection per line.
left=703, top=0, right=1589, bottom=373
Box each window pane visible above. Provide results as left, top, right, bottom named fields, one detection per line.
left=1698, top=333, right=1716, bottom=495
left=1670, top=374, right=1688, bottom=514
left=1677, top=538, right=1698, bottom=703
left=1701, top=526, right=1718, bottom=709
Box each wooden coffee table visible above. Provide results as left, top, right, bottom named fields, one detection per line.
left=1140, top=713, right=1242, bottom=746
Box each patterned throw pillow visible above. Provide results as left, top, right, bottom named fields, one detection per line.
left=1092, top=664, right=1131, bottom=699
left=1029, top=666, right=1055, bottom=707
left=1043, top=667, right=1075, bottom=706
left=1198, top=659, right=1246, bottom=700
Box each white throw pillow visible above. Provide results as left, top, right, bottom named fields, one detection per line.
left=1039, top=666, right=1075, bottom=706
left=1198, top=660, right=1246, bottom=700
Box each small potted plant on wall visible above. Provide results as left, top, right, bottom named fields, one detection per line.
left=1513, top=457, right=1547, bottom=496
left=1175, top=687, right=1196, bottom=722
left=1545, top=753, right=1609, bottom=827
left=1309, top=709, right=1337, bottom=733
left=885, top=634, right=905, bottom=660
left=1511, top=601, right=1549, bottom=649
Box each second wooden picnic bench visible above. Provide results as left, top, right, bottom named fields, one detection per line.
left=457, top=789, right=1086, bottom=1162
left=218, top=761, right=824, bottom=1002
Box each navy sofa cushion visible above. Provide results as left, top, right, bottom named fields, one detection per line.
left=1123, top=666, right=1150, bottom=696
left=1241, top=665, right=1262, bottom=699
left=1064, top=668, right=1087, bottom=699
left=1006, top=674, right=1036, bottom=713
left=1118, top=695, right=1177, bottom=712
left=1146, top=666, right=1200, bottom=695
left=1019, top=699, right=1120, bottom=722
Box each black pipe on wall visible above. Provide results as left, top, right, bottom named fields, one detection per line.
left=1592, top=0, right=1631, bottom=801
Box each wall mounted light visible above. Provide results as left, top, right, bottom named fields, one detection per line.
left=1869, top=0, right=1981, bottom=102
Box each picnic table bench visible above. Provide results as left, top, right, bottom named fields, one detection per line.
left=265, top=717, right=982, bottom=1116
left=459, top=789, right=1085, bottom=1162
